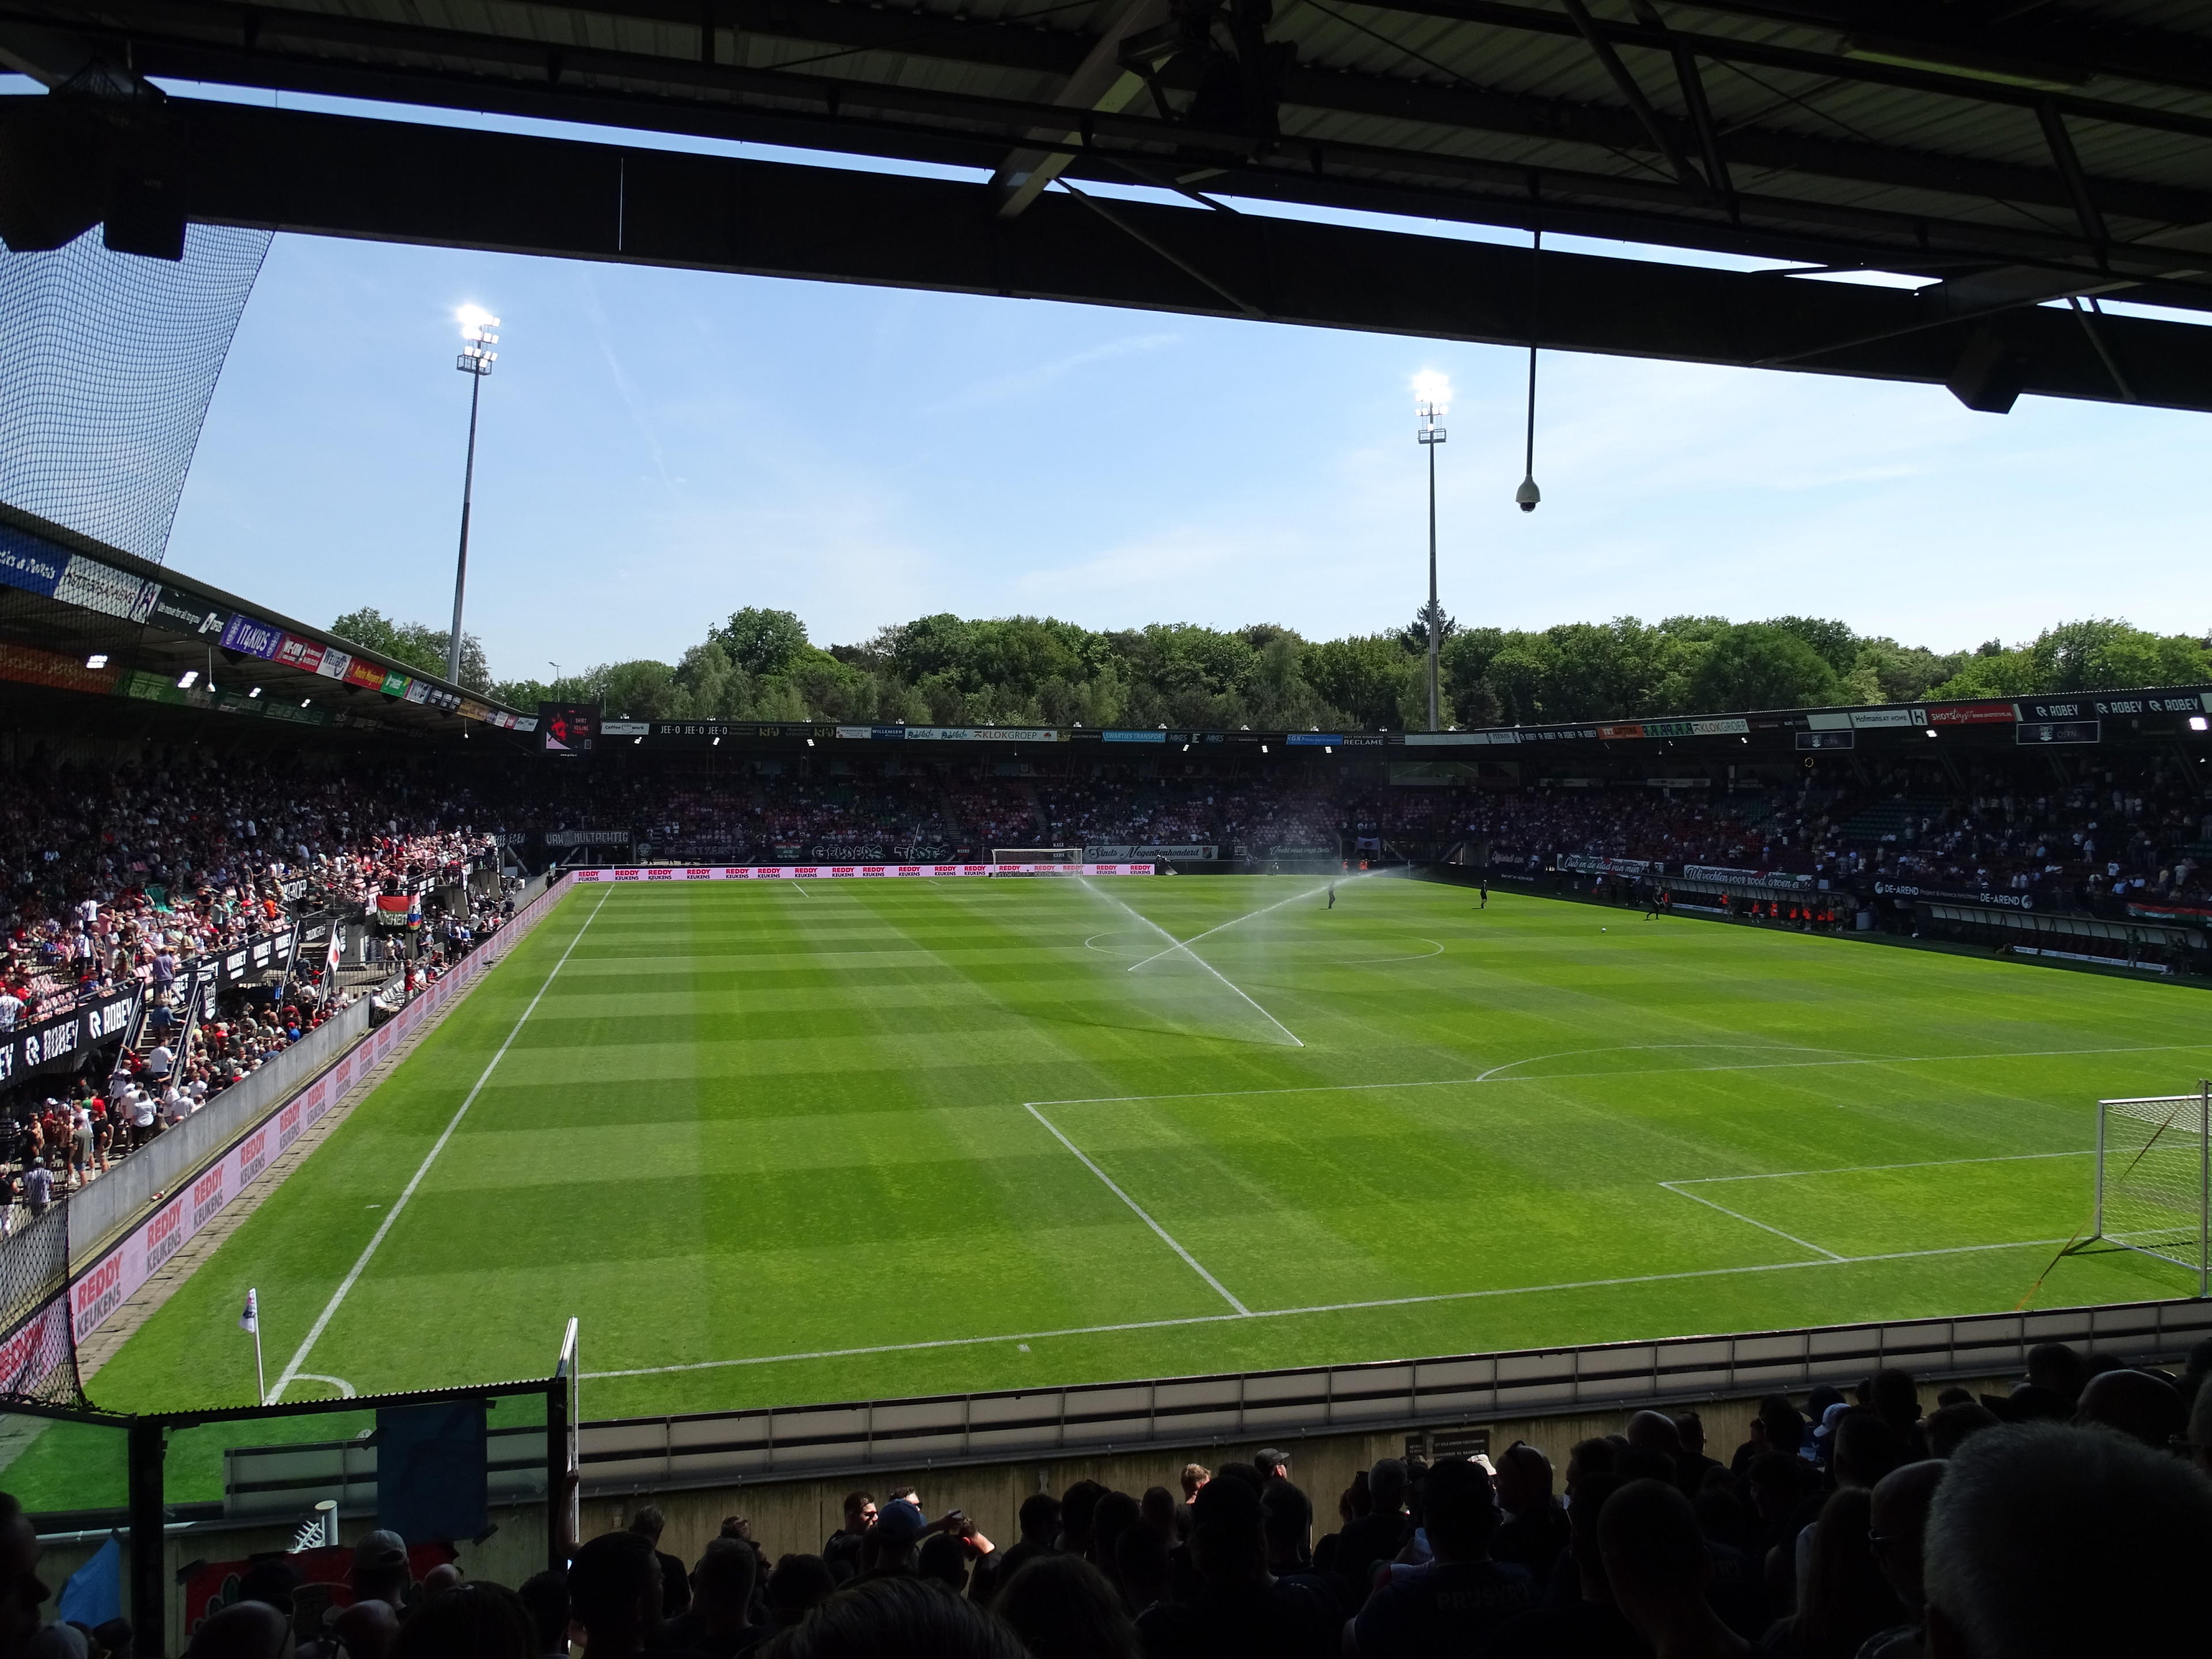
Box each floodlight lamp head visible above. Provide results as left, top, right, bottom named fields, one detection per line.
left=456, top=304, right=501, bottom=340
left=1411, top=369, right=1452, bottom=416
left=1516, top=474, right=1541, bottom=512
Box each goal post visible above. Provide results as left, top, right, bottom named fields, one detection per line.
left=2093, top=1082, right=2211, bottom=1298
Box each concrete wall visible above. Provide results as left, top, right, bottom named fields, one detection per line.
left=63, top=998, right=372, bottom=1260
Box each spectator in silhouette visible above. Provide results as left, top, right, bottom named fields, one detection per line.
left=995, top=1555, right=1141, bottom=1659
left=757, top=1558, right=832, bottom=1646
left=1347, top=1457, right=1535, bottom=1656
left=568, top=1532, right=662, bottom=1659
left=2073, top=1369, right=2186, bottom=1451
left=821, top=1494, right=874, bottom=1584
left=389, top=1582, right=536, bottom=1659
left=627, top=1508, right=690, bottom=1620
left=1484, top=1471, right=1642, bottom=1659
left=1134, top=1474, right=1336, bottom=1659
left=1491, top=1442, right=1569, bottom=1585
left=1858, top=1460, right=1945, bottom=1659
left=1923, top=1422, right=2212, bottom=1657
left=1330, top=1460, right=1411, bottom=1603
left=186, top=1603, right=291, bottom=1659
left=766, top=1577, right=1026, bottom=1659
left=1760, top=1487, right=1904, bottom=1659
left=1600, top=1479, right=1749, bottom=1659
left=972, top=1492, right=1059, bottom=1605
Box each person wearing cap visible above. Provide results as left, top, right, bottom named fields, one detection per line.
left=857, top=1501, right=929, bottom=1580
left=1256, top=1449, right=1291, bottom=1484
left=349, top=1531, right=410, bottom=1613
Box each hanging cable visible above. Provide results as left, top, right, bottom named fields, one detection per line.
left=1516, top=227, right=1542, bottom=512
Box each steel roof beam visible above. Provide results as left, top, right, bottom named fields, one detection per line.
left=128, top=95, right=2212, bottom=413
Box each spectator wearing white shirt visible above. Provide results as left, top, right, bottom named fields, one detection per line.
left=0, top=991, right=19, bottom=1033
left=145, top=1041, right=174, bottom=1082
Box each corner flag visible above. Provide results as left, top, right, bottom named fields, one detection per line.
left=241, top=1287, right=266, bottom=1403
left=239, top=1289, right=257, bottom=1332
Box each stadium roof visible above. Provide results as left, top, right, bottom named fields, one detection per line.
left=5, top=2, right=2212, bottom=410
left=0, top=502, right=537, bottom=742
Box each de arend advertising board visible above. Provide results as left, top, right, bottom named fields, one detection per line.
left=571, top=863, right=1157, bottom=881
left=0, top=887, right=567, bottom=1393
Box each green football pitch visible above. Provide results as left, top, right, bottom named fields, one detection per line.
left=81, top=873, right=2212, bottom=1427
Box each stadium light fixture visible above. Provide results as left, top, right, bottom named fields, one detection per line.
left=1926, top=728, right=1940, bottom=738
left=176, top=669, right=198, bottom=688
left=85, top=653, right=107, bottom=668
left=448, top=305, right=501, bottom=685
left=301, top=698, right=311, bottom=707
left=249, top=686, right=262, bottom=698
left=1412, top=370, right=1451, bottom=733
left=2192, top=715, right=2209, bottom=732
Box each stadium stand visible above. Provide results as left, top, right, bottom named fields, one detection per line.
left=23, top=1344, right=2202, bottom=1659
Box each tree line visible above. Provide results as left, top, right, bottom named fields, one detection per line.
left=328, top=606, right=2212, bottom=732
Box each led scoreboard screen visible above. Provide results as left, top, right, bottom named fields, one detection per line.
left=539, top=703, right=598, bottom=754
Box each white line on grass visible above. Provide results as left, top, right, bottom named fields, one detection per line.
left=1024, top=1104, right=1250, bottom=1315
left=1658, top=1181, right=1844, bottom=1261
left=1122, top=876, right=1365, bottom=972
left=268, top=887, right=614, bottom=1402
left=580, top=1234, right=2072, bottom=1379
left=1023, top=1041, right=2212, bottom=1111
left=1077, top=877, right=1303, bottom=1048
left=1672, top=1149, right=2093, bottom=1185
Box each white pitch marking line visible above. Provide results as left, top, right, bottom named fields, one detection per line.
left=1674, top=1149, right=2094, bottom=1186
left=1078, top=877, right=1303, bottom=1048
left=1024, top=1041, right=2212, bottom=1111
left=268, top=886, right=614, bottom=1402
left=581, top=1234, right=2074, bottom=1380
left=1658, top=1181, right=1844, bottom=1262
left=1122, top=876, right=1363, bottom=972
left=293, top=1372, right=358, bottom=1398
left=1024, top=1103, right=1250, bottom=1315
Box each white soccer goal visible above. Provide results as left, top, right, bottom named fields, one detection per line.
left=2094, top=1085, right=2210, bottom=1297
left=991, top=847, right=1081, bottom=869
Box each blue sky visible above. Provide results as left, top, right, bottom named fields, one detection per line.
left=137, top=86, right=2212, bottom=685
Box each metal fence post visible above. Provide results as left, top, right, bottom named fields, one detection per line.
left=2093, top=1098, right=2107, bottom=1240
left=2199, top=1080, right=2209, bottom=1301
left=127, top=1418, right=165, bottom=1659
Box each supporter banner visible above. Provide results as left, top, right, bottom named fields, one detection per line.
left=0, top=988, right=141, bottom=1085
left=543, top=828, right=632, bottom=847
left=839, top=725, right=1066, bottom=744
left=1560, top=855, right=1652, bottom=876
left=1681, top=864, right=1816, bottom=889
left=2127, top=900, right=2212, bottom=925
left=1105, top=730, right=1169, bottom=744
left=571, top=863, right=1154, bottom=881
left=1600, top=717, right=1751, bottom=740
left=46, top=881, right=568, bottom=1379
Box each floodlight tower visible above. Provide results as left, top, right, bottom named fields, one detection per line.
left=1412, top=370, right=1451, bottom=732
left=447, top=305, right=500, bottom=687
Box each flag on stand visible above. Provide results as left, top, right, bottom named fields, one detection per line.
left=240, top=1288, right=258, bottom=1334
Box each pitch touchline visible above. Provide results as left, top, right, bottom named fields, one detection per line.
left=1025, top=1104, right=1249, bottom=1314
left=1025, top=1042, right=2212, bottom=1110
left=1077, top=877, right=1303, bottom=1048
left=1672, top=1149, right=2093, bottom=1185
left=580, top=1235, right=2073, bottom=1380
left=268, top=887, right=614, bottom=1403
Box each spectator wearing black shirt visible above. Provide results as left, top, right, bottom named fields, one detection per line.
left=1346, top=1457, right=1536, bottom=1658
left=1134, top=1475, right=1337, bottom=1659
left=1598, top=1480, right=1750, bottom=1659
left=1858, top=1460, right=1944, bottom=1659
left=971, top=1491, right=1058, bottom=1605
left=1486, top=1471, right=1648, bottom=1659
left=1672, top=1413, right=1724, bottom=1497
left=1491, top=1442, right=1570, bottom=1586
left=627, top=1507, right=690, bottom=1619
left=568, top=1532, right=664, bottom=1659
left=996, top=1554, right=1142, bottom=1659
left=820, top=1491, right=874, bottom=1584
left=1329, top=1459, right=1411, bottom=1605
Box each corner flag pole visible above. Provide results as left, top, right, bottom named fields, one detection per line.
left=241, top=1289, right=266, bottom=1403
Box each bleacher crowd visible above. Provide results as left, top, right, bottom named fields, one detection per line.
left=14, top=1339, right=2200, bottom=1659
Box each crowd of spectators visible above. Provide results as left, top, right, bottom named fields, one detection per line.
left=14, top=1339, right=2203, bottom=1659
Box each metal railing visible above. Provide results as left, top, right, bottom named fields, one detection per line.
left=577, top=1297, right=2212, bottom=1493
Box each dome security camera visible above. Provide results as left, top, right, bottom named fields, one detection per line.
left=1516, top=474, right=1541, bottom=513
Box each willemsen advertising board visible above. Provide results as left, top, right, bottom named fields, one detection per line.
left=572, top=863, right=1157, bottom=881
left=0, top=885, right=567, bottom=1398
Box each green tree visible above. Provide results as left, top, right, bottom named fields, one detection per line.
left=1304, top=635, right=1418, bottom=728
left=330, top=607, right=489, bottom=692
left=1687, top=623, right=1842, bottom=711
left=714, top=607, right=810, bottom=677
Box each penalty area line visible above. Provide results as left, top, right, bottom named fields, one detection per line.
left=1024, top=1103, right=1250, bottom=1315
left=268, top=886, right=613, bottom=1402
left=581, top=1234, right=2074, bottom=1380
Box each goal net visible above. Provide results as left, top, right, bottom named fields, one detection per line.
left=992, top=848, right=1081, bottom=870
left=2095, top=1089, right=2210, bottom=1294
